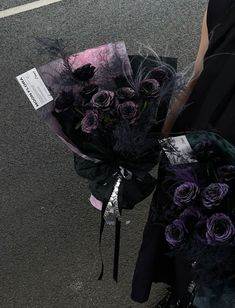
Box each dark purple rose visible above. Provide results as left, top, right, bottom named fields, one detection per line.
left=194, top=219, right=208, bottom=244
left=80, top=84, right=99, bottom=101
left=202, top=183, right=229, bottom=209
left=73, top=64, right=96, bottom=81
left=116, top=87, right=136, bottom=101
left=173, top=182, right=199, bottom=208
left=206, top=213, right=235, bottom=246
left=55, top=91, right=74, bottom=112
left=150, top=68, right=168, bottom=85
left=192, top=141, right=222, bottom=162
left=180, top=207, right=202, bottom=230
left=117, top=101, right=138, bottom=123
left=165, top=219, right=187, bottom=247
left=92, top=90, right=114, bottom=111
left=217, top=165, right=235, bottom=182
left=81, top=110, right=99, bottom=133
left=139, top=79, right=161, bottom=99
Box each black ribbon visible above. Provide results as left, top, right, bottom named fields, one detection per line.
left=98, top=203, right=106, bottom=281
left=74, top=153, right=158, bottom=281
left=113, top=208, right=122, bottom=282
left=74, top=154, right=158, bottom=210
left=98, top=203, right=122, bottom=282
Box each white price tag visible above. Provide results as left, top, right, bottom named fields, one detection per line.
left=160, top=135, right=198, bottom=165
left=16, top=68, right=53, bottom=110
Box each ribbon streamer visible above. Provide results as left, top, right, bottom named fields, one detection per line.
left=104, top=167, right=132, bottom=225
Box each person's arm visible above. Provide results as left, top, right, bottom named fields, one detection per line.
left=162, top=9, right=209, bottom=136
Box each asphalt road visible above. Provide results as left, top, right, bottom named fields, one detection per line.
left=0, top=0, right=207, bottom=307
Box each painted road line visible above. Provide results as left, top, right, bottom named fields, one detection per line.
left=0, top=0, right=62, bottom=19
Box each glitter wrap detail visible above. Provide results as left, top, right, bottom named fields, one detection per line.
left=104, top=167, right=133, bottom=225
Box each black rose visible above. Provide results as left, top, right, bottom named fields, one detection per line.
left=206, top=213, right=235, bottom=246
left=73, top=64, right=96, bottom=81
left=202, top=183, right=229, bottom=209
left=81, top=110, right=99, bottom=133
left=180, top=207, right=202, bottom=231
left=150, top=68, right=168, bottom=85
left=192, top=141, right=222, bottom=162
left=173, top=182, right=200, bottom=208
left=165, top=219, right=187, bottom=247
left=54, top=91, right=74, bottom=112
left=117, top=101, right=138, bottom=124
left=80, top=84, right=99, bottom=101
left=92, top=90, right=114, bottom=111
left=217, top=165, right=235, bottom=182
left=139, top=79, right=161, bottom=99
left=116, top=87, right=136, bottom=101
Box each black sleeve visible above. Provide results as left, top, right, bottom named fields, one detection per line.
left=207, top=0, right=233, bottom=34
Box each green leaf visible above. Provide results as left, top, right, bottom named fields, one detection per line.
left=103, top=113, right=112, bottom=123
left=141, top=100, right=149, bottom=112
left=75, top=121, right=82, bottom=130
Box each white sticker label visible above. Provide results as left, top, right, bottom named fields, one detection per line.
left=16, top=68, right=53, bottom=110
left=160, top=135, right=198, bottom=165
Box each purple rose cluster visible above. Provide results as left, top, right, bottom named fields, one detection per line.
left=165, top=180, right=235, bottom=248
left=54, top=63, right=166, bottom=134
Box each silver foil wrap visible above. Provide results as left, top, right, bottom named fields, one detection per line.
left=103, top=175, right=122, bottom=225
left=103, top=167, right=132, bottom=225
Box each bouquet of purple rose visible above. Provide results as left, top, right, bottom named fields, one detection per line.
left=156, top=131, right=235, bottom=288
left=37, top=40, right=178, bottom=226
left=17, top=39, right=179, bottom=280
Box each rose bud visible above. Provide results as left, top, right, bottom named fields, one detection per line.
left=139, top=79, right=161, bottom=99
left=117, top=101, right=138, bottom=124
left=192, top=140, right=222, bottom=162
left=202, top=183, right=229, bottom=209
left=80, top=84, right=99, bottom=101
left=73, top=63, right=96, bottom=81
left=206, top=213, right=235, bottom=246
left=116, top=87, right=136, bottom=101
left=165, top=219, right=187, bottom=247
left=55, top=91, right=74, bottom=112
left=150, top=68, right=168, bottom=85
left=81, top=110, right=99, bottom=133
left=180, top=207, right=202, bottom=231
left=92, top=90, right=114, bottom=111
left=194, top=219, right=208, bottom=244
left=173, top=182, right=200, bottom=208
left=217, top=165, right=235, bottom=182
